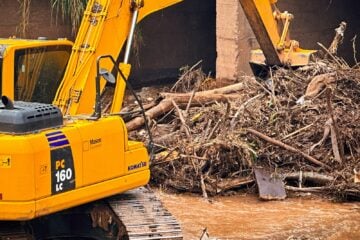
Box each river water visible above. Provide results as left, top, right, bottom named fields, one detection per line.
left=156, top=191, right=360, bottom=240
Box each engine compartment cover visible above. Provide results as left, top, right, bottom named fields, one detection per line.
left=0, top=101, right=63, bottom=134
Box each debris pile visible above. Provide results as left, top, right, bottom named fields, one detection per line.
left=124, top=54, right=360, bottom=200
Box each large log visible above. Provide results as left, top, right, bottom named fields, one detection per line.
left=284, top=172, right=334, bottom=186
left=160, top=82, right=245, bottom=99
left=126, top=99, right=173, bottom=131
left=126, top=93, right=239, bottom=131
left=126, top=82, right=246, bottom=131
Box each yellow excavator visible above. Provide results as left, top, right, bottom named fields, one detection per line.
left=238, top=0, right=316, bottom=75
left=0, top=0, right=182, bottom=239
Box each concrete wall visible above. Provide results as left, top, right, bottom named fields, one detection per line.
left=130, top=0, right=216, bottom=86
left=216, top=0, right=360, bottom=80
left=216, top=0, right=256, bottom=79
left=0, top=0, right=71, bottom=39
left=0, top=0, right=216, bottom=86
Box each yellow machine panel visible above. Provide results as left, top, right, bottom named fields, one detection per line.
left=0, top=116, right=149, bottom=220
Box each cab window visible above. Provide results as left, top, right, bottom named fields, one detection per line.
left=0, top=58, right=2, bottom=96
left=14, top=45, right=71, bottom=103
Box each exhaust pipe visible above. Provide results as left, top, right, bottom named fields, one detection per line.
left=2, top=96, right=14, bottom=110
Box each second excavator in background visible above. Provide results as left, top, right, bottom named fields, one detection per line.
left=238, top=0, right=316, bottom=75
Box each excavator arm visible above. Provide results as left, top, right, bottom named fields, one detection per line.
left=239, top=0, right=316, bottom=67
left=54, top=0, right=182, bottom=115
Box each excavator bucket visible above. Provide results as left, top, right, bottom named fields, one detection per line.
left=239, top=0, right=316, bottom=77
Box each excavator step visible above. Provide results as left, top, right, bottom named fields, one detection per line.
left=108, top=187, right=183, bottom=240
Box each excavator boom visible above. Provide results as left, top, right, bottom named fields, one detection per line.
left=54, top=0, right=181, bottom=116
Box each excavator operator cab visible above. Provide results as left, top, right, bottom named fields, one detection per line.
left=0, top=38, right=72, bottom=103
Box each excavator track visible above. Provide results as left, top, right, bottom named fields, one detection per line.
left=109, top=187, right=183, bottom=240
left=0, top=222, right=31, bottom=240
left=0, top=188, right=182, bottom=240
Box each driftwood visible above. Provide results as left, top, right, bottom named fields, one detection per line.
left=214, top=178, right=254, bottom=193
left=328, top=21, right=347, bottom=55
left=153, top=132, right=178, bottom=146
left=309, top=118, right=332, bottom=153
left=127, top=91, right=242, bottom=131
left=123, top=44, right=360, bottom=200
left=170, top=60, right=203, bottom=92
left=200, top=174, right=209, bottom=199
left=326, top=90, right=344, bottom=163
left=163, top=93, right=239, bottom=105
left=318, top=42, right=345, bottom=68
left=247, top=128, right=331, bottom=170
left=199, top=228, right=218, bottom=240
left=230, top=94, right=262, bottom=130
left=172, top=100, right=191, bottom=138
left=284, top=172, right=334, bottom=186
left=300, top=72, right=337, bottom=101
left=161, top=82, right=245, bottom=99
left=126, top=99, right=173, bottom=131
left=202, top=177, right=254, bottom=196
left=285, top=186, right=328, bottom=193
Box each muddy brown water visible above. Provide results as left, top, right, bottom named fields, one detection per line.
left=155, top=191, right=360, bottom=240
